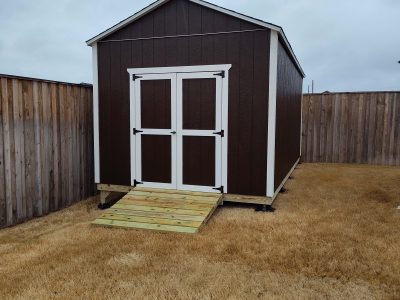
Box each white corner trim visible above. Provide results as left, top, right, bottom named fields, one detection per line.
left=300, top=93, right=304, bottom=158
left=92, top=43, right=100, bottom=183
left=266, top=31, right=278, bottom=198
left=127, top=64, right=232, bottom=75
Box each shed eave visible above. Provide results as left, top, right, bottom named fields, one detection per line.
left=85, top=0, right=305, bottom=77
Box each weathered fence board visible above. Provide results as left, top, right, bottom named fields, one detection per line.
left=0, top=74, right=95, bottom=228
left=302, top=92, right=400, bottom=165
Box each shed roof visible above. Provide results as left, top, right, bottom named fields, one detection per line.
left=86, top=0, right=305, bottom=77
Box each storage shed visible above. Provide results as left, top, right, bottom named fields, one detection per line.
left=87, top=0, right=305, bottom=209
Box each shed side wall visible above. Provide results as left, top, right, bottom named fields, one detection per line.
left=97, top=0, right=271, bottom=196
left=274, top=40, right=303, bottom=190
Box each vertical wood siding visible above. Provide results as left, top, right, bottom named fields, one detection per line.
left=274, top=41, right=303, bottom=190
left=98, top=0, right=271, bottom=196
left=0, top=75, right=95, bottom=228
left=302, top=92, right=400, bottom=165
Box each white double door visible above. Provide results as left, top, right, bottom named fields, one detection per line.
left=130, top=68, right=228, bottom=193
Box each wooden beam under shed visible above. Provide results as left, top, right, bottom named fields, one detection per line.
left=97, top=184, right=276, bottom=206
left=223, top=194, right=273, bottom=206
left=97, top=184, right=133, bottom=193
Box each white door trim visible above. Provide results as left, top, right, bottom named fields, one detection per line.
left=128, top=64, right=231, bottom=193
left=128, top=64, right=232, bottom=76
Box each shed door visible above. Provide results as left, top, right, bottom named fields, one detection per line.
left=130, top=67, right=228, bottom=193
left=177, top=72, right=223, bottom=193
left=133, top=73, right=177, bottom=189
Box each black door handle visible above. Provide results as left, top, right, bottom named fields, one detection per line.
left=171, top=131, right=176, bottom=134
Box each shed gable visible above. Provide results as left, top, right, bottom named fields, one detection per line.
left=101, top=0, right=263, bottom=42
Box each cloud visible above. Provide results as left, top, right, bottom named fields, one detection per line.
left=0, top=0, right=399, bottom=92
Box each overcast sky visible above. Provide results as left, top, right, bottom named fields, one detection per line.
left=0, top=0, right=399, bottom=92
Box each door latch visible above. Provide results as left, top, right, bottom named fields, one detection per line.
left=171, top=131, right=176, bottom=134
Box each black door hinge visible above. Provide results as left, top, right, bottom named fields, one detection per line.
left=133, top=179, right=143, bottom=187
left=214, top=71, right=225, bottom=78
left=133, top=128, right=143, bottom=135
left=132, top=74, right=142, bottom=81
left=213, top=186, right=224, bottom=193
left=213, top=130, right=224, bottom=137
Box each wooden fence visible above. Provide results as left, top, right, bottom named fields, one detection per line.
left=301, top=92, right=400, bottom=165
left=0, top=74, right=95, bottom=228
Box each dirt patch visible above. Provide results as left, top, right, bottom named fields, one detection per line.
left=364, top=188, right=391, bottom=203
left=0, top=163, right=399, bottom=299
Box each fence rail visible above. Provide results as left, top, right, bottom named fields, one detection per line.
left=301, top=92, right=400, bottom=166
left=0, top=75, right=95, bottom=228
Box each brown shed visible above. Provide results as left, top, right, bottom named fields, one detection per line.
left=87, top=0, right=305, bottom=208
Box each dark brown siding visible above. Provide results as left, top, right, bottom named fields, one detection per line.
left=274, top=40, right=303, bottom=190
left=98, top=0, right=270, bottom=196
left=103, top=0, right=260, bottom=41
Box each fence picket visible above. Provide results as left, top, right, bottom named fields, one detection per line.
left=0, top=75, right=94, bottom=228
left=302, top=92, right=400, bottom=166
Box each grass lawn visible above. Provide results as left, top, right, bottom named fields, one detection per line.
left=0, top=164, right=399, bottom=299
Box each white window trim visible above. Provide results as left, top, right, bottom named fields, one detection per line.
left=92, top=43, right=100, bottom=183
left=266, top=31, right=278, bottom=198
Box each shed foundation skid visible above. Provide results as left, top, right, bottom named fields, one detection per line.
left=97, top=184, right=274, bottom=206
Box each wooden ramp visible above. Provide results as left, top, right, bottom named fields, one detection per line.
left=92, top=188, right=222, bottom=233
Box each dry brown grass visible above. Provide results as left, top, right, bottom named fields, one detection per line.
left=0, top=163, right=399, bottom=299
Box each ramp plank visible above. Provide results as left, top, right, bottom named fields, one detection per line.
left=92, top=188, right=222, bottom=233
left=98, top=213, right=202, bottom=227
left=112, top=203, right=209, bottom=216
left=93, top=218, right=198, bottom=233
left=118, top=198, right=214, bottom=211
left=108, top=208, right=205, bottom=222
